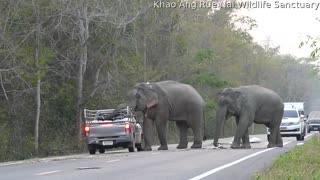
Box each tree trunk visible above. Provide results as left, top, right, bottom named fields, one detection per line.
left=75, top=0, right=89, bottom=145
left=143, top=36, right=147, bottom=82
left=32, top=0, right=41, bottom=156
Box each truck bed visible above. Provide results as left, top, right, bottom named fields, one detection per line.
left=87, top=119, right=130, bottom=138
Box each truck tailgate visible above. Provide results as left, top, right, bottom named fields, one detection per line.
left=88, top=121, right=127, bottom=137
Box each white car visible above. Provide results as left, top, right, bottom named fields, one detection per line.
left=267, top=108, right=306, bottom=141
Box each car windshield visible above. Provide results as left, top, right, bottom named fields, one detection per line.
left=309, top=120, right=320, bottom=124
left=283, top=110, right=298, bottom=118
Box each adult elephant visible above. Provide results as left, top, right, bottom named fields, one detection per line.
left=213, top=85, right=284, bottom=149
left=106, top=81, right=206, bottom=151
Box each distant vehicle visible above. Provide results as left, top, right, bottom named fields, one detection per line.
left=284, top=102, right=306, bottom=119
left=83, top=107, right=143, bottom=154
left=267, top=107, right=306, bottom=141
left=307, top=111, right=320, bottom=133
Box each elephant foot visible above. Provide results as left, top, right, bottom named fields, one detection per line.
left=230, top=142, right=241, bottom=149
left=191, top=143, right=202, bottom=149
left=267, top=143, right=276, bottom=148
left=276, top=144, right=283, bottom=147
left=157, top=145, right=168, bottom=150
left=144, top=146, right=152, bottom=151
left=240, top=144, right=251, bottom=149
left=176, top=144, right=188, bottom=149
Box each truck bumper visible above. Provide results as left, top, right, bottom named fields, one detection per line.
left=279, top=124, right=304, bottom=137
left=86, top=135, right=134, bottom=148
left=267, top=124, right=304, bottom=136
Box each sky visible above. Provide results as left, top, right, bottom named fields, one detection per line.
left=236, top=0, right=320, bottom=58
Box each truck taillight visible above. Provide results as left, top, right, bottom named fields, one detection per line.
left=84, top=126, right=90, bottom=133
left=125, top=122, right=131, bottom=133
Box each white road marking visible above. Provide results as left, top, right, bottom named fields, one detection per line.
left=34, top=170, right=61, bottom=176
left=0, top=162, right=23, bottom=167
left=151, top=153, right=160, bottom=155
left=305, top=134, right=313, bottom=139
left=189, top=141, right=292, bottom=180
left=107, top=159, right=120, bottom=163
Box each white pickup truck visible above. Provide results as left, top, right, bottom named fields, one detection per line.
left=267, top=106, right=306, bottom=141
left=84, top=107, right=143, bottom=154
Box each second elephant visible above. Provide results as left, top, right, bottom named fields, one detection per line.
left=214, top=85, right=284, bottom=149
left=106, top=80, right=206, bottom=151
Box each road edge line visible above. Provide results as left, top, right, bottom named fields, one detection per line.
left=189, top=141, right=292, bottom=180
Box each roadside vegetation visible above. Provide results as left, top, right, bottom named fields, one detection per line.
left=0, top=0, right=320, bottom=161
left=255, top=135, right=320, bottom=180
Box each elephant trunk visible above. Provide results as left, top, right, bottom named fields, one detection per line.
left=104, top=99, right=137, bottom=120
left=104, top=102, right=128, bottom=120
left=213, top=106, right=227, bottom=147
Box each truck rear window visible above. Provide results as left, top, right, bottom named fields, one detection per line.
left=283, top=110, right=298, bottom=118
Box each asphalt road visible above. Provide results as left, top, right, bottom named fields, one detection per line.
left=0, top=133, right=316, bottom=180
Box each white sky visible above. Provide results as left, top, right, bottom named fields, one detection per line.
left=236, top=0, right=320, bottom=58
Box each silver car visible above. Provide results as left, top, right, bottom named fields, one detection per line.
left=84, top=108, right=143, bottom=154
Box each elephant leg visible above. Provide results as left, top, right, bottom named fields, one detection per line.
left=176, top=121, right=188, bottom=149
left=231, top=114, right=252, bottom=149
left=240, top=128, right=251, bottom=149
left=143, top=117, right=154, bottom=151
left=276, top=129, right=283, bottom=147
left=155, top=118, right=168, bottom=150
left=267, top=125, right=278, bottom=148
left=268, top=110, right=283, bottom=148
left=188, top=113, right=202, bottom=149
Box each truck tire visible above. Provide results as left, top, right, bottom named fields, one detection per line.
left=128, top=142, right=135, bottom=152
left=128, top=146, right=135, bottom=152
left=99, top=148, right=105, bottom=154
left=88, top=145, right=96, bottom=155
left=136, top=143, right=143, bottom=151
left=296, top=134, right=304, bottom=141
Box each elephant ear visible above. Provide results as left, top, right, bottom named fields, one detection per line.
left=146, top=90, right=158, bottom=108
left=147, top=98, right=158, bottom=108
left=139, top=83, right=159, bottom=109
left=233, top=90, right=247, bottom=108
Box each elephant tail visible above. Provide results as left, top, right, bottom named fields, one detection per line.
left=203, top=109, right=208, bottom=141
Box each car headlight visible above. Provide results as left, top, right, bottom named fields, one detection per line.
left=291, top=122, right=300, bottom=125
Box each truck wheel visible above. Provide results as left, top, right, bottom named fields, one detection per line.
left=88, top=145, right=96, bottom=155
left=99, top=148, right=105, bottom=154
left=296, top=134, right=304, bottom=141
left=128, top=146, right=135, bottom=152
left=136, top=143, right=143, bottom=151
